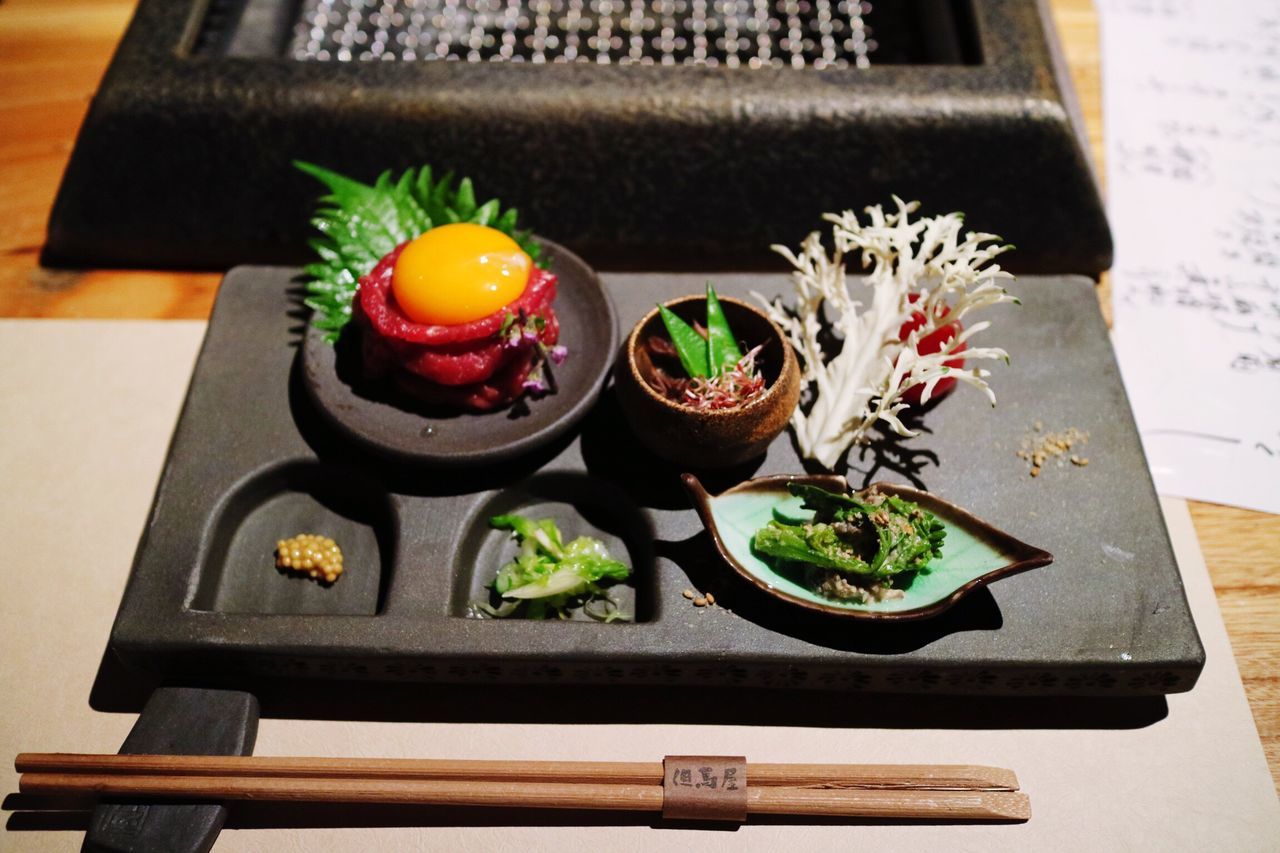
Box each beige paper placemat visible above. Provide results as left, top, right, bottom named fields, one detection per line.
left=1, top=320, right=1277, bottom=851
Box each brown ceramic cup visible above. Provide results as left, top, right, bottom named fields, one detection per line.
left=614, top=295, right=801, bottom=468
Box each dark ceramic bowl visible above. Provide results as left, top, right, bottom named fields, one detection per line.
left=302, top=238, right=617, bottom=467
left=614, top=295, right=801, bottom=468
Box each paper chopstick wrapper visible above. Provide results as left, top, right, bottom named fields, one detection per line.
left=662, top=755, right=748, bottom=821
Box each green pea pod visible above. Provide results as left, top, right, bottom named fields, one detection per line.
left=658, top=305, right=710, bottom=378
left=704, top=284, right=743, bottom=376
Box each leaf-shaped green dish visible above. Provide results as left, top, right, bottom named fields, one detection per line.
left=682, top=473, right=1054, bottom=621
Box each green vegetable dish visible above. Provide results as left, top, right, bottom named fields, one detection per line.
left=752, top=484, right=946, bottom=604
left=478, top=515, right=632, bottom=621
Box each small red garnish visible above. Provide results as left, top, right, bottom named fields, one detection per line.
left=897, top=294, right=965, bottom=406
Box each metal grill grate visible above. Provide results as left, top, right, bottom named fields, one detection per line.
left=289, top=0, right=875, bottom=68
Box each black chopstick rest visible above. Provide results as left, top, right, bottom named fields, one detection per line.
left=83, top=687, right=258, bottom=853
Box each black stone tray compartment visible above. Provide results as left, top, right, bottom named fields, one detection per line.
left=448, top=472, right=658, bottom=622
left=190, top=461, right=397, bottom=616
left=44, top=0, right=1110, bottom=276
left=108, top=269, right=1203, bottom=697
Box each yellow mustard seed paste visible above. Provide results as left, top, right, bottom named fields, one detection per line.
left=275, top=534, right=344, bottom=583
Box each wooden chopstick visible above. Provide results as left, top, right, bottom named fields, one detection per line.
left=14, top=753, right=1018, bottom=791
left=17, top=772, right=1030, bottom=821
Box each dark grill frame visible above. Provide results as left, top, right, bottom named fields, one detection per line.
left=45, top=0, right=1110, bottom=275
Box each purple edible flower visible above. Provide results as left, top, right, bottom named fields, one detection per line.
left=501, top=310, right=547, bottom=350
left=522, top=370, right=552, bottom=395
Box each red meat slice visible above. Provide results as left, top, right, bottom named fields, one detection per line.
left=393, top=339, right=546, bottom=412
left=351, top=239, right=560, bottom=411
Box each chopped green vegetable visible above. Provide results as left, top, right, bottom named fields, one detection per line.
left=752, top=483, right=945, bottom=601
left=657, top=305, right=710, bottom=379
left=481, top=514, right=631, bottom=621
left=295, top=161, right=542, bottom=343
left=753, top=520, right=872, bottom=575
left=704, top=283, right=743, bottom=376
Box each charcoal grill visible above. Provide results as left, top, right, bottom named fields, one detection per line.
left=46, top=0, right=1109, bottom=273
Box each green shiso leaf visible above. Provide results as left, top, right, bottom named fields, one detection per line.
left=295, top=160, right=543, bottom=344
left=658, top=305, right=710, bottom=379
left=454, top=177, right=478, bottom=220
left=704, top=283, right=742, bottom=377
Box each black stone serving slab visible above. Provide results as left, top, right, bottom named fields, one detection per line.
left=42, top=0, right=1110, bottom=276
left=109, top=269, right=1204, bottom=697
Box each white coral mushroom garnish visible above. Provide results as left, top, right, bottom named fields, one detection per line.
left=755, top=197, right=1017, bottom=470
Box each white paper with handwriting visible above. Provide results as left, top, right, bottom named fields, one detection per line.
left=1099, top=0, right=1280, bottom=514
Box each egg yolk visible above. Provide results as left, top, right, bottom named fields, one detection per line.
left=391, top=223, right=532, bottom=326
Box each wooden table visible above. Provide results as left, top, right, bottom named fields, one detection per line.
left=1, top=0, right=1276, bottom=790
